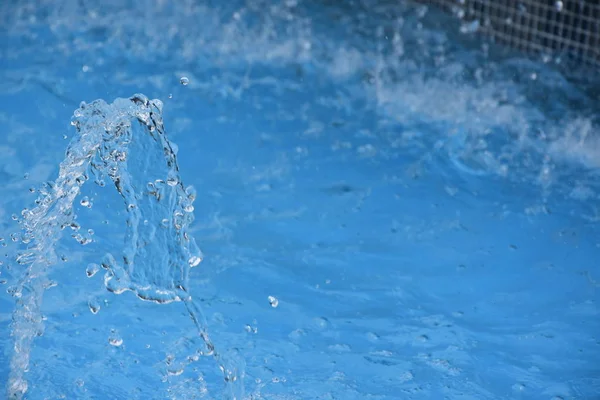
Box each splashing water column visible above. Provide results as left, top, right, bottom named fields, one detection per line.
left=8, top=95, right=243, bottom=400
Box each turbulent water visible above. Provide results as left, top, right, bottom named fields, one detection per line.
left=1, top=0, right=599, bottom=399
left=7, top=95, right=242, bottom=399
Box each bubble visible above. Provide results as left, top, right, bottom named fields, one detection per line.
left=180, top=77, right=189, bottom=86
left=109, top=337, right=123, bottom=347
left=268, top=295, right=279, bottom=308
left=168, top=94, right=173, bottom=99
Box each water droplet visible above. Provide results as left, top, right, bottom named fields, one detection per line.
left=185, top=185, right=197, bottom=201
left=168, top=93, right=173, bottom=99
left=180, top=77, right=189, bottom=86
left=518, top=3, right=527, bottom=14
left=88, top=299, right=100, bottom=314
left=417, top=334, right=429, bottom=342
left=86, top=263, right=100, bottom=278
left=459, top=19, right=479, bottom=34
left=555, top=1, right=563, bottom=11
left=44, top=280, right=58, bottom=289
left=188, top=256, right=202, bottom=267
left=167, top=368, right=184, bottom=376
left=109, top=337, right=123, bottom=347
left=7, top=285, right=21, bottom=298
left=166, top=174, right=178, bottom=187
left=80, top=196, right=91, bottom=207
left=11, top=214, right=18, bottom=221
left=268, top=295, right=279, bottom=308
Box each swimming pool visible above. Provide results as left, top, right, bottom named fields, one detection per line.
left=0, top=0, right=599, bottom=399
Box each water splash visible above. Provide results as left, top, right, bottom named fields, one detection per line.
left=8, top=94, right=243, bottom=399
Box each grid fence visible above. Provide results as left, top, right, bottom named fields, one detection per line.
left=418, top=0, right=600, bottom=66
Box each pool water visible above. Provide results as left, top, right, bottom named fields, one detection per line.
left=0, top=1, right=599, bottom=399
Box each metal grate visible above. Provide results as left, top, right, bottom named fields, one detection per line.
left=418, top=0, right=600, bottom=66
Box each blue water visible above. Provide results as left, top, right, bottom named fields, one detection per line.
left=1, top=0, right=599, bottom=399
